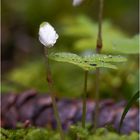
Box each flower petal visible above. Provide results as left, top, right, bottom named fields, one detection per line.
left=39, top=22, right=59, bottom=47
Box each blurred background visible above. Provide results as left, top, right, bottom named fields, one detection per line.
left=1, top=0, right=139, bottom=100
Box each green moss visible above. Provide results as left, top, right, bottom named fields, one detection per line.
left=24, top=129, right=49, bottom=140
left=0, top=128, right=138, bottom=140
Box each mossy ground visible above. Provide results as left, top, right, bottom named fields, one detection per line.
left=1, top=127, right=139, bottom=140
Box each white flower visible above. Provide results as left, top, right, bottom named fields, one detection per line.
left=39, top=22, right=59, bottom=48
left=73, top=0, right=83, bottom=6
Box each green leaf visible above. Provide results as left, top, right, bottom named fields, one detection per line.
left=48, top=52, right=126, bottom=71
left=49, top=52, right=96, bottom=70
left=119, top=91, right=139, bottom=133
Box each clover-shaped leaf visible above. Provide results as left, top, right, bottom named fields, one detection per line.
left=48, top=52, right=127, bottom=71
left=49, top=52, right=95, bottom=70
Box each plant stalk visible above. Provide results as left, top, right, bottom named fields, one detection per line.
left=94, top=68, right=100, bottom=130
left=82, top=70, right=88, bottom=128
left=94, top=0, right=104, bottom=130
left=44, top=48, right=65, bottom=140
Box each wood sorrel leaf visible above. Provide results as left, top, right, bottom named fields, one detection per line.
left=48, top=52, right=95, bottom=70
left=48, top=52, right=127, bottom=71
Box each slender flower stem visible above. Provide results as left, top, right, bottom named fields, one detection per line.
left=44, top=48, right=65, bottom=140
left=94, top=0, right=104, bottom=131
left=96, top=0, right=103, bottom=53
left=94, top=68, right=100, bottom=130
left=82, top=70, right=88, bottom=128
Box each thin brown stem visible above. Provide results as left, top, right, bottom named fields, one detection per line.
left=96, top=0, right=104, bottom=53
left=82, top=70, right=88, bottom=128
left=94, top=0, right=104, bottom=131
left=44, top=48, right=65, bottom=140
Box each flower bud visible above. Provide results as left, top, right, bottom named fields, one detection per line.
left=39, top=22, right=59, bottom=48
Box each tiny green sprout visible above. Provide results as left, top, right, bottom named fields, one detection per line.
left=39, top=22, right=65, bottom=140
